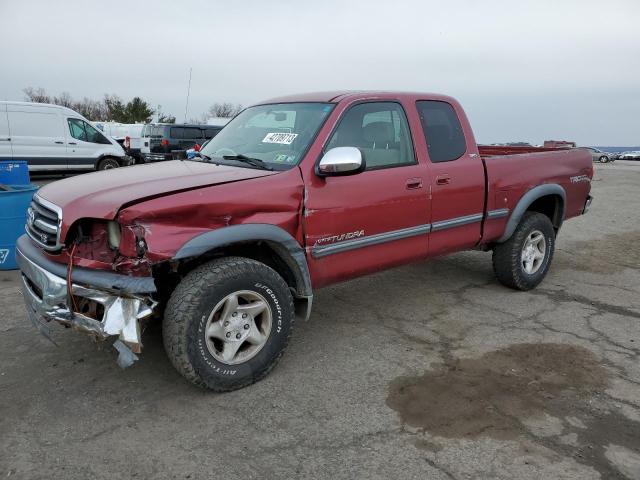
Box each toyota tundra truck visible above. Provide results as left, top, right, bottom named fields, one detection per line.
left=17, top=91, right=593, bottom=391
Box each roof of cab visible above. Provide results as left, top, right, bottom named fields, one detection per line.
left=257, top=91, right=458, bottom=105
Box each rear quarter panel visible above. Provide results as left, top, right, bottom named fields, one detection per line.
left=482, top=148, right=592, bottom=243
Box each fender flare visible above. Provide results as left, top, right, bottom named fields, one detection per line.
left=173, top=224, right=312, bottom=297
left=497, top=184, right=566, bottom=243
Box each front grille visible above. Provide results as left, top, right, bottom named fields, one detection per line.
left=26, top=195, right=62, bottom=251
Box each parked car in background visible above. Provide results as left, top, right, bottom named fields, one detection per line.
left=0, top=101, right=130, bottom=171
left=93, top=122, right=145, bottom=163
left=140, top=123, right=223, bottom=162
left=579, top=147, right=612, bottom=163
left=207, top=117, right=231, bottom=127
left=619, top=151, right=640, bottom=160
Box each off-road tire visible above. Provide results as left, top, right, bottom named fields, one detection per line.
left=163, top=257, right=295, bottom=391
left=492, top=212, right=555, bottom=291
left=97, top=157, right=120, bottom=170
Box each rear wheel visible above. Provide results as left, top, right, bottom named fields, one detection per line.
left=492, top=212, right=555, bottom=291
left=163, top=257, right=295, bottom=391
left=97, top=157, right=120, bottom=170
left=599, top=155, right=609, bottom=163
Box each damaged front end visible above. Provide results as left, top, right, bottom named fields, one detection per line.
left=16, top=235, right=157, bottom=368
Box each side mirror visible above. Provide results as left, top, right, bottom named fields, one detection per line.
left=317, top=147, right=365, bottom=177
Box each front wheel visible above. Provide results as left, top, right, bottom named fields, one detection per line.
left=97, top=157, right=120, bottom=170
left=599, top=156, right=609, bottom=163
left=492, top=212, right=555, bottom=291
left=163, top=257, right=295, bottom=391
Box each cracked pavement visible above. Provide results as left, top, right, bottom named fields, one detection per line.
left=1, top=162, right=639, bottom=479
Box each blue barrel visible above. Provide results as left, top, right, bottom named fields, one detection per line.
left=0, top=184, right=39, bottom=270
left=0, top=161, right=30, bottom=185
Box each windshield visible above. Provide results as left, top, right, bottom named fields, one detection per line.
left=199, top=102, right=334, bottom=170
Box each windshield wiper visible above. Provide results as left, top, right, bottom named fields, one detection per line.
left=222, top=154, right=273, bottom=171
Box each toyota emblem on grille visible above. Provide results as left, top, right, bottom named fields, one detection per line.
left=40, top=233, right=48, bottom=243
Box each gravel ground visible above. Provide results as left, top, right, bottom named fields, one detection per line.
left=1, top=161, right=639, bottom=479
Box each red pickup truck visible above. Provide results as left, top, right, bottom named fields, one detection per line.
left=17, top=91, right=593, bottom=390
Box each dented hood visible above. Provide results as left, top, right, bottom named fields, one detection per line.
left=38, top=160, right=277, bottom=223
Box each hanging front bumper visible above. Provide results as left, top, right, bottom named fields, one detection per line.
left=15, top=235, right=157, bottom=357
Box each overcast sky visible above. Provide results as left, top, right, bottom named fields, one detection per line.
left=1, top=0, right=638, bottom=145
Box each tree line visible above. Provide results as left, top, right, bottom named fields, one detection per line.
left=188, top=102, right=243, bottom=124
left=23, top=86, right=242, bottom=124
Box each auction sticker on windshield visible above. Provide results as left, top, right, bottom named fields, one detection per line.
left=262, top=132, right=298, bottom=144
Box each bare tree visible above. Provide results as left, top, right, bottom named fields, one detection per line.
left=23, top=86, right=51, bottom=103
left=208, top=102, right=243, bottom=118
left=53, top=91, right=73, bottom=108
left=71, top=97, right=107, bottom=121
left=187, top=113, right=209, bottom=124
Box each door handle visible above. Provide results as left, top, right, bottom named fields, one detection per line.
left=68, top=142, right=77, bottom=145
left=54, top=141, right=63, bottom=144
left=436, top=175, right=451, bottom=185
left=405, top=178, right=423, bottom=189
left=0, top=137, right=10, bottom=141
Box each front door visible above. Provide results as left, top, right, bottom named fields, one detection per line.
left=67, top=118, right=108, bottom=169
left=302, top=101, right=430, bottom=288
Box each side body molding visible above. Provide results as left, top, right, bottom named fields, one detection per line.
left=173, top=224, right=312, bottom=298
left=498, top=183, right=566, bottom=243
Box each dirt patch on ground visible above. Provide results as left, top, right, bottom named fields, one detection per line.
left=557, top=230, right=640, bottom=274
left=387, top=343, right=640, bottom=478
left=387, top=343, right=607, bottom=439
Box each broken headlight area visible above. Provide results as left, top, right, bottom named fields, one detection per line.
left=65, top=220, right=152, bottom=276
left=66, top=219, right=118, bottom=264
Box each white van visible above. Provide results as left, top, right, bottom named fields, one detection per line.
left=0, top=101, right=130, bottom=171
left=93, top=122, right=146, bottom=163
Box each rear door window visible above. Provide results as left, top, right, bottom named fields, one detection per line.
left=151, top=126, right=165, bottom=138
left=416, top=101, right=467, bottom=162
left=170, top=127, right=185, bottom=139
left=205, top=128, right=221, bottom=138
left=182, top=127, right=203, bottom=140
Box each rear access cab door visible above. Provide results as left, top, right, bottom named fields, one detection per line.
left=414, top=99, right=487, bottom=256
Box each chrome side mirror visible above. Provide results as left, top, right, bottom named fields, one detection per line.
left=317, top=147, right=365, bottom=176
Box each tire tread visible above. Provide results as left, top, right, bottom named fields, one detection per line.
left=492, top=212, right=555, bottom=291
left=163, top=256, right=294, bottom=391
